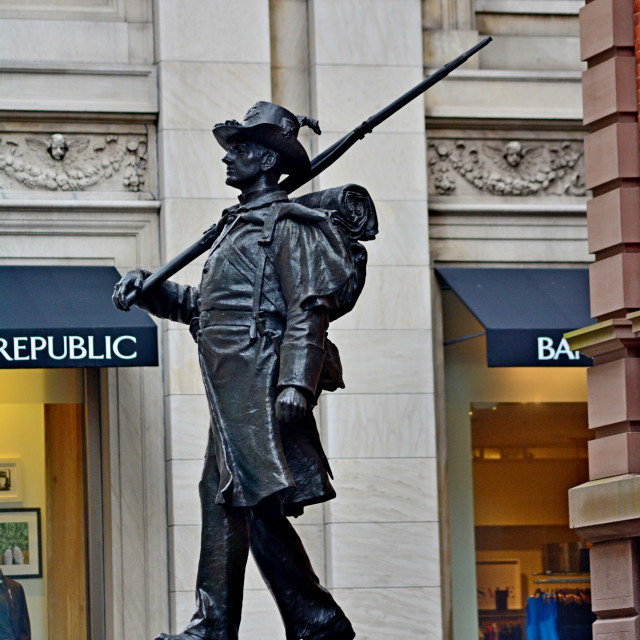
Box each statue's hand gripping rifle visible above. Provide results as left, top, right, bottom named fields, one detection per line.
left=122, top=36, right=492, bottom=309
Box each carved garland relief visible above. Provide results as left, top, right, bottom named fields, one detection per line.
left=0, top=133, right=148, bottom=192
left=428, top=139, right=586, bottom=197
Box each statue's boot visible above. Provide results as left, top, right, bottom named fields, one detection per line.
left=155, top=633, right=203, bottom=640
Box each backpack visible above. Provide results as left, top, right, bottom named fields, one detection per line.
left=292, top=183, right=378, bottom=322
left=289, top=184, right=378, bottom=394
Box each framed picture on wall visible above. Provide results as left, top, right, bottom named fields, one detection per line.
left=0, top=459, right=22, bottom=503
left=0, top=508, right=42, bottom=578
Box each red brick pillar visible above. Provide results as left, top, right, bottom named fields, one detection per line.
left=565, top=1, right=640, bottom=638
left=636, top=0, right=640, bottom=109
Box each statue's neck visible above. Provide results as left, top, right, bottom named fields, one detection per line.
left=238, top=184, right=282, bottom=206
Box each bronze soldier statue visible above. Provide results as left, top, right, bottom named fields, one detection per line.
left=111, top=39, right=492, bottom=640
left=113, top=102, right=377, bottom=640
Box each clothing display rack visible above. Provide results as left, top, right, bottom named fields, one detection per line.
left=526, top=589, right=595, bottom=640
left=481, top=620, right=524, bottom=640
left=532, top=572, right=590, bottom=586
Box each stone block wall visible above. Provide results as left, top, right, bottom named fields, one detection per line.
left=567, top=1, right=640, bottom=639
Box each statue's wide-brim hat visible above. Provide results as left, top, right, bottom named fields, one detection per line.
left=212, top=102, right=312, bottom=179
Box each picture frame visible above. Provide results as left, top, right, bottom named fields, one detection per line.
left=0, top=459, right=22, bottom=503
left=477, top=559, right=522, bottom=610
left=0, top=508, right=42, bottom=578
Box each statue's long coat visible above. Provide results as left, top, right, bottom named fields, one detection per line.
left=138, top=190, right=355, bottom=514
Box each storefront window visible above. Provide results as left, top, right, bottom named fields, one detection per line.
left=441, top=286, right=592, bottom=640
left=0, top=368, right=90, bottom=639
left=472, top=402, right=594, bottom=640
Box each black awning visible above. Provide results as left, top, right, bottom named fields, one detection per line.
left=0, top=266, right=158, bottom=369
left=436, top=267, right=593, bottom=367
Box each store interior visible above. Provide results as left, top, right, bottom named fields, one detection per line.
left=0, top=368, right=87, bottom=640
left=441, top=288, right=593, bottom=640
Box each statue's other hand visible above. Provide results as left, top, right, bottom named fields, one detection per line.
left=112, top=269, right=146, bottom=312
left=275, top=387, right=308, bottom=424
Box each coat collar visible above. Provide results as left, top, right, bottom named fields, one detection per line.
left=219, top=189, right=289, bottom=228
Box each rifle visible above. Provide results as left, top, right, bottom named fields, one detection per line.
left=123, top=36, right=492, bottom=308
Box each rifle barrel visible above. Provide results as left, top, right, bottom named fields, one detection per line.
left=120, top=37, right=492, bottom=308
left=280, top=36, right=492, bottom=193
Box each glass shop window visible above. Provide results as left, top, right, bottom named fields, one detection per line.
left=473, top=402, right=595, bottom=640
left=0, top=369, right=89, bottom=640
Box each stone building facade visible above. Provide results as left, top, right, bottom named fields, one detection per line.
left=0, top=1, right=592, bottom=640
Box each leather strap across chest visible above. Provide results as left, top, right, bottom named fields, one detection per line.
left=250, top=204, right=279, bottom=340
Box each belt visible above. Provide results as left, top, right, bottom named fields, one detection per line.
left=198, top=308, right=283, bottom=354
left=198, top=308, right=283, bottom=332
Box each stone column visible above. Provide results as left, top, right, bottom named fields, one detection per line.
left=566, top=1, right=640, bottom=638
left=151, top=1, right=273, bottom=633
left=309, top=1, right=442, bottom=638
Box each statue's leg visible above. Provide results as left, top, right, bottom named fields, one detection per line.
left=248, top=497, right=355, bottom=640
left=155, top=430, right=250, bottom=640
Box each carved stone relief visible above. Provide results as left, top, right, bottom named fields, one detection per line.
left=0, top=132, right=148, bottom=192
left=428, top=138, right=586, bottom=197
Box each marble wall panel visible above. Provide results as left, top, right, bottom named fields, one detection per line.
left=0, top=66, right=158, bottom=113
left=331, top=266, right=431, bottom=330
left=159, top=62, right=271, bottom=131
left=326, top=522, right=440, bottom=588
left=161, top=197, right=235, bottom=260
left=171, top=591, right=195, bottom=636
left=312, top=65, right=425, bottom=134
left=290, top=499, right=323, bottom=525
left=424, top=72, right=583, bottom=120
left=319, top=392, right=436, bottom=459
left=238, top=590, right=285, bottom=640
left=0, top=231, right=137, bottom=265
left=165, top=394, right=210, bottom=460
left=480, top=35, right=583, bottom=72
left=169, top=524, right=200, bottom=591
left=326, top=458, right=438, bottom=523
left=127, top=21, right=153, bottom=64
left=329, top=329, right=433, bottom=394
left=429, top=235, right=590, bottom=264
left=167, top=459, right=202, bottom=526
left=0, top=0, right=123, bottom=20
left=0, top=19, right=129, bottom=63
left=332, top=586, right=443, bottom=640
left=316, top=133, right=428, bottom=201
left=272, top=66, right=314, bottom=115
left=164, top=327, right=203, bottom=395
left=364, top=200, right=429, bottom=267
left=310, top=0, right=422, bottom=66
left=158, top=130, right=234, bottom=199
left=125, top=0, right=152, bottom=22
left=270, top=0, right=310, bottom=71
left=155, top=0, right=270, bottom=63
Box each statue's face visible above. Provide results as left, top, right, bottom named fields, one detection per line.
left=222, top=141, right=269, bottom=189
